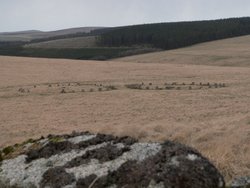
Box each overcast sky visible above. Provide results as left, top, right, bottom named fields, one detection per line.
left=1, top=0, right=250, bottom=32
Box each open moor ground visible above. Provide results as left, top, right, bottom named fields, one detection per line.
left=1, top=35, right=250, bottom=183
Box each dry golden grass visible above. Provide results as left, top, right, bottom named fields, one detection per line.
left=1, top=36, right=250, bottom=183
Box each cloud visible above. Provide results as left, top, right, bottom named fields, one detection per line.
left=0, top=0, right=250, bottom=32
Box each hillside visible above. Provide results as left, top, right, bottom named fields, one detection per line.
left=0, top=30, right=43, bottom=42
left=114, top=35, right=250, bottom=67
left=24, top=36, right=98, bottom=49
left=2, top=17, right=250, bottom=62
left=0, top=27, right=104, bottom=42
left=100, top=17, right=250, bottom=50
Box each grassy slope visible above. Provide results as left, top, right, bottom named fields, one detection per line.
left=24, top=36, right=98, bottom=48
left=114, top=35, right=250, bottom=67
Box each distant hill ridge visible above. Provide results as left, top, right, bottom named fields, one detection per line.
left=2, top=17, right=250, bottom=60
left=0, top=30, right=42, bottom=35
left=0, top=27, right=106, bottom=42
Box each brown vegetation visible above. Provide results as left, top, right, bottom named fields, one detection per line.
left=0, top=36, right=250, bottom=183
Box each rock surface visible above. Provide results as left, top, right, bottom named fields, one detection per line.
left=231, top=176, right=250, bottom=188
left=0, top=132, right=225, bottom=188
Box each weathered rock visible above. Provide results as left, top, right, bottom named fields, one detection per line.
left=231, top=176, right=250, bottom=188
left=0, top=132, right=225, bottom=188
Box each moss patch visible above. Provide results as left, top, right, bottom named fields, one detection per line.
left=22, top=138, right=35, bottom=145
left=49, top=136, right=65, bottom=143
left=2, top=146, right=14, bottom=155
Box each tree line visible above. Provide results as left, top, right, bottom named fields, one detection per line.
left=99, top=17, right=250, bottom=49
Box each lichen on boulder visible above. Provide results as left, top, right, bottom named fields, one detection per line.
left=0, top=132, right=225, bottom=188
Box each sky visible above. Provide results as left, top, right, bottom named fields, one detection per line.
left=0, top=0, right=250, bottom=32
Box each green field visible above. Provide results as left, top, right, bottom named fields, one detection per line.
left=0, top=47, right=136, bottom=60
left=24, top=36, right=98, bottom=49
